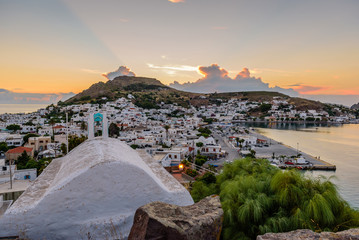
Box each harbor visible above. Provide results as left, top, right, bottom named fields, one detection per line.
left=249, top=129, right=336, bottom=171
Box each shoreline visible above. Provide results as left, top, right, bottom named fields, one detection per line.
left=249, top=129, right=336, bottom=171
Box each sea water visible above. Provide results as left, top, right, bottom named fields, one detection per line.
left=0, top=104, right=48, bottom=114
left=253, top=123, right=359, bottom=209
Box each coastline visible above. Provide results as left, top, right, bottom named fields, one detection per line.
left=250, top=129, right=336, bottom=170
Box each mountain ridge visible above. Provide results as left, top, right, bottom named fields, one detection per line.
left=64, top=76, right=332, bottom=112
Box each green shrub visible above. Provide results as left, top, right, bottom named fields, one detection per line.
left=191, top=157, right=359, bottom=239
left=185, top=168, right=198, bottom=178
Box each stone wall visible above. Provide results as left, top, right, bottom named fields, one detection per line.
left=257, top=228, right=359, bottom=240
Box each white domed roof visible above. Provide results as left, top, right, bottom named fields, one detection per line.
left=0, top=137, right=194, bottom=239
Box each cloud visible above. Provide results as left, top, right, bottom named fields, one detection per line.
left=102, top=66, right=135, bottom=80
left=81, top=68, right=103, bottom=74
left=0, top=89, right=10, bottom=93
left=148, top=63, right=198, bottom=76
left=169, top=64, right=298, bottom=96
left=168, top=0, right=185, bottom=3
left=0, top=90, right=75, bottom=104
left=291, top=84, right=329, bottom=94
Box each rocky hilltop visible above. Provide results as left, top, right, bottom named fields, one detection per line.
left=351, top=102, right=359, bottom=110
left=64, top=75, right=334, bottom=112
left=66, top=76, right=168, bottom=103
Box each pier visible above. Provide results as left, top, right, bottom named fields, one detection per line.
left=249, top=130, right=336, bottom=171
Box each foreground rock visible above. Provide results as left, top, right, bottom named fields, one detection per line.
left=257, top=228, right=359, bottom=240
left=128, top=195, right=223, bottom=240
left=0, top=138, right=194, bottom=239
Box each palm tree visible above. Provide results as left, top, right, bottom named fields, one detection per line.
left=164, top=125, right=170, bottom=141
left=48, top=118, right=56, bottom=137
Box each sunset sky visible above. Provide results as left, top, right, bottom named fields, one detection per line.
left=1, top=0, right=359, bottom=105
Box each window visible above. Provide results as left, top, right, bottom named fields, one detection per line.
left=24, top=175, right=30, bottom=179
left=174, top=155, right=177, bottom=159
left=2, top=166, right=6, bottom=171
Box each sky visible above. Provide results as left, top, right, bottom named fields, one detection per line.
left=1, top=0, right=359, bottom=106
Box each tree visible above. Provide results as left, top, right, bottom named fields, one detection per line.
left=37, top=157, right=52, bottom=175
left=80, top=121, right=87, bottom=131
left=6, top=124, right=21, bottom=132
left=68, top=135, right=87, bottom=152
left=195, top=154, right=208, bottom=166
left=108, top=123, right=120, bottom=137
left=60, top=143, right=67, bottom=154
left=25, top=159, right=38, bottom=169
left=130, top=144, right=139, bottom=149
left=259, top=103, right=272, bottom=113
left=198, top=172, right=216, bottom=185
left=23, top=133, right=39, bottom=145
left=245, top=149, right=256, bottom=158
left=198, top=127, right=212, bottom=136
left=48, top=118, right=56, bottom=136
left=191, top=158, right=359, bottom=239
left=164, top=125, right=170, bottom=141
left=239, top=139, right=245, bottom=148
left=196, top=142, right=204, bottom=148
left=17, top=151, right=31, bottom=169
left=0, top=142, right=8, bottom=152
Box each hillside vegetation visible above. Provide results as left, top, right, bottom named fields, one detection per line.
left=65, top=76, right=330, bottom=111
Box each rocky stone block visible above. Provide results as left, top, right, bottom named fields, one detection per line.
left=128, top=195, right=223, bottom=240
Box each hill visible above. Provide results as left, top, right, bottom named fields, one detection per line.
left=64, top=76, right=331, bottom=112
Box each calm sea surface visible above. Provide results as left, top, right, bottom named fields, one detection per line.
left=0, top=104, right=47, bottom=114
left=240, top=123, right=359, bottom=209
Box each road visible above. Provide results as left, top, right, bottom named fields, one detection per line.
left=207, top=131, right=240, bottom=166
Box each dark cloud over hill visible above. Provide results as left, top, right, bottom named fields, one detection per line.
left=169, top=64, right=298, bottom=96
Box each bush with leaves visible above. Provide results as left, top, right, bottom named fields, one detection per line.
left=68, top=135, right=87, bottom=152
left=23, top=133, right=39, bottom=145
left=16, top=151, right=32, bottom=169
left=195, top=154, right=208, bottom=166
left=181, top=159, right=190, bottom=167
left=6, top=124, right=21, bottom=132
left=185, top=168, right=198, bottom=178
left=130, top=144, right=139, bottom=149
left=191, top=157, right=359, bottom=239
left=197, top=127, right=212, bottom=137
left=108, top=122, right=120, bottom=137
left=0, top=142, right=8, bottom=152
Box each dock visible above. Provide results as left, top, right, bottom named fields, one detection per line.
left=249, top=130, right=336, bottom=171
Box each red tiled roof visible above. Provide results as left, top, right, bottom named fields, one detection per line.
left=53, top=125, right=65, bottom=129
left=7, top=146, right=33, bottom=154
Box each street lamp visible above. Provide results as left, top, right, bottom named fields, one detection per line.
left=297, top=142, right=299, bottom=156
